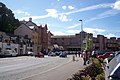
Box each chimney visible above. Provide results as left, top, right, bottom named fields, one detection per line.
left=29, top=18, right=32, bottom=21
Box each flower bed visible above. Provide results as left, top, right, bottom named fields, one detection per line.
left=67, top=58, right=105, bottom=80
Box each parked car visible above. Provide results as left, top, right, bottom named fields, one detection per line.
left=3, top=50, right=18, bottom=57
left=55, top=51, right=61, bottom=56
left=97, top=50, right=110, bottom=55
left=114, top=51, right=120, bottom=56
left=97, top=52, right=114, bottom=59
left=59, top=52, right=67, bottom=58
left=48, top=52, right=56, bottom=56
left=34, top=52, right=44, bottom=58
left=27, top=51, right=34, bottom=56
left=108, top=63, right=120, bottom=80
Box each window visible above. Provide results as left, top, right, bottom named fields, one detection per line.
left=62, top=38, right=64, bottom=40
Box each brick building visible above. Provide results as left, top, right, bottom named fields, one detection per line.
left=51, top=31, right=120, bottom=51
left=93, top=35, right=120, bottom=51
left=51, top=31, right=93, bottom=51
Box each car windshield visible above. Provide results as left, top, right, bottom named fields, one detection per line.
left=110, top=66, right=120, bottom=79
left=4, top=51, right=9, bottom=54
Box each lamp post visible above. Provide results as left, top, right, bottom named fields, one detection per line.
left=79, top=20, right=83, bottom=53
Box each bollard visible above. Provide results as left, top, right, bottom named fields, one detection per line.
left=72, top=55, right=75, bottom=61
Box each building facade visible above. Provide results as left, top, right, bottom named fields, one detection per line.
left=51, top=31, right=120, bottom=51
left=0, top=32, right=19, bottom=54
left=14, top=18, right=52, bottom=53
left=51, top=31, right=93, bottom=51
left=93, top=35, right=119, bottom=51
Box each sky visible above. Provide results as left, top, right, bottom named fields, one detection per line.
left=1, top=0, right=120, bottom=38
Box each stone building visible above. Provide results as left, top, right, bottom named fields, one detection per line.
left=14, top=18, right=52, bottom=53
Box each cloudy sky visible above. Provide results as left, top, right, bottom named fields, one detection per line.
left=1, top=0, right=120, bottom=38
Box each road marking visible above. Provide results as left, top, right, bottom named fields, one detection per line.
left=19, top=58, right=72, bottom=80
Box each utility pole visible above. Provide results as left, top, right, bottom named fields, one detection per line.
left=79, top=20, right=83, bottom=53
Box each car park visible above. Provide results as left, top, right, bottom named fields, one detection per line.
left=59, top=52, right=67, bottom=58
left=108, top=63, right=120, bottom=80
left=97, top=52, right=114, bottom=59
left=27, top=51, right=34, bottom=56
left=55, top=51, right=61, bottom=56
left=2, top=50, right=18, bottom=57
left=48, top=52, right=56, bottom=56
left=114, top=51, right=120, bottom=56
left=34, top=52, right=44, bottom=58
left=96, top=50, right=110, bottom=55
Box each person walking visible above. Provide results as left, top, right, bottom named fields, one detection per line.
left=85, top=50, right=89, bottom=64
left=78, top=51, right=81, bottom=57
left=82, top=50, right=87, bottom=65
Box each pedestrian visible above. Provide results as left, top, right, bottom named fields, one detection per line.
left=75, top=51, right=77, bottom=57
left=82, top=50, right=87, bottom=65
left=85, top=50, right=89, bottom=64
left=78, top=51, right=81, bottom=57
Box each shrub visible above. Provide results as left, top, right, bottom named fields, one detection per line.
left=71, top=70, right=87, bottom=80
left=67, top=58, right=105, bottom=80
left=95, top=72, right=105, bottom=80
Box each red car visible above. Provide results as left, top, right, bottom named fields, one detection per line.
left=34, top=52, right=44, bottom=58
left=97, top=52, right=114, bottom=59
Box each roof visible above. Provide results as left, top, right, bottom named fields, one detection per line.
left=51, top=35, right=75, bottom=38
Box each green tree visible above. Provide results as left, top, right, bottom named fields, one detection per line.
left=82, top=35, right=92, bottom=51
left=0, top=2, right=20, bottom=33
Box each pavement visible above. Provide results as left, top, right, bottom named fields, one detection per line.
left=24, top=56, right=88, bottom=80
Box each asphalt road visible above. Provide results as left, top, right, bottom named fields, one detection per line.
left=0, top=55, right=84, bottom=80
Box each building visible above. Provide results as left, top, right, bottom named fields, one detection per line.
left=14, top=18, right=52, bottom=53
left=0, top=31, right=19, bottom=54
left=93, top=35, right=119, bottom=51
left=51, top=31, right=93, bottom=51
left=51, top=31, right=120, bottom=52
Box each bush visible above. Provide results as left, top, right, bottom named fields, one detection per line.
left=67, top=58, right=105, bottom=80
left=95, top=72, right=105, bottom=80
left=71, top=70, right=87, bottom=80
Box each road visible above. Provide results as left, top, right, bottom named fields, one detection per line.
left=0, top=55, right=84, bottom=80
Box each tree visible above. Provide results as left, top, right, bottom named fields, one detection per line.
left=82, top=35, right=92, bottom=51
left=0, top=2, right=20, bottom=33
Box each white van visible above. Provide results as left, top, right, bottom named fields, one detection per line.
left=3, top=50, right=18, bottom=57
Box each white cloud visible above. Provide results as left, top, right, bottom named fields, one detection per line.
left=59, top=14, right=71, bottom=22
left=62, top=6, right=67, bottom=10
left=86, top=9, right=120, bottom=22
left=52, top=31, right=66, bottom=35
left=66, top=30, right=80, bottom=33
left=68, top=6, right=74, bottom=10
left=18, top=8, right=71, bottom=22
left=63, top=3, right=113, bottom=15
left=83, top=28, right=105, bottom=34
left=17, top=3, right=113, bottom=21
left=105, top=33, right=116, bottom=38
left=14, top=10, right=30, bottom=16
left=46, top=9, right=58, bottom=18
left=19, top=15, right=49, bottom=21
left=67, top=23, right=81, bottom=29
left=57, top=0, right=60, bottom=1
left=113, top=0, right=120, bottom=10
left=86, top=1, right=120, bottom=22
left=62, top=5, right=75, bottom=10
left=18, top=2, right=115, bottom=22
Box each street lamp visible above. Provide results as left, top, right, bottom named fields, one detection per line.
left=79, top=20, right=83, bottom=31
left=79, top=20, right=83, bottom=53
